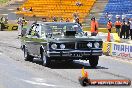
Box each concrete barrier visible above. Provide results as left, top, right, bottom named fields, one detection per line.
left=110, top=43, right=132, bottom=59
left=6, top=24, right=18, bottom=31
left=103, top=41, right=132, bottom=59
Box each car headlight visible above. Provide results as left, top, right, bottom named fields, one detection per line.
left=51, top=44, right=57, bottom=49
left=60, top=44, right=65, bottom=49
left=94, top=42, right=99, bottom=48
left=87, top=42, right=92, bottom=48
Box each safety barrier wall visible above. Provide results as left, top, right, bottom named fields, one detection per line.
left=103, top=42, right=132, bottom=59
left=110, top=43, right=132, bottom=59
left=0, top=24, right=18, bottom=31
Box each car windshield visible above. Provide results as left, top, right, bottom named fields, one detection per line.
left=44, top=23, right=82, bottom=36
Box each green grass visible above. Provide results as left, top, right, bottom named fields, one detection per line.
left=0, top=0, right=9, bottom=4
left=83, top=27, right=116, bottom=33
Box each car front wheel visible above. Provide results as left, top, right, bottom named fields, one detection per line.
left=89, top=56, right=99, bottom=68
left=41, top=53, right=50, bottom=67
left=24, top=48, right=34, bottom=61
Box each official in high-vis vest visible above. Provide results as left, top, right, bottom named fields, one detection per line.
left=107, top=20, right=112, bottom=33
left=90, top=17, right=98, bottom=36
left=114, top=18, right=122, bottom=36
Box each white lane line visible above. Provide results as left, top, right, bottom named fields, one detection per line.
left=20, top=79, right=56, bottom=87
left=1, top=14, right=8, bottom=16
left=8, top=9, right=15, bottom=11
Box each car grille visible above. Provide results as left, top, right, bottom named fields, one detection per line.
left=77, top=42, right=89, bottom=49
left=65, top=43, right=75, bottom=49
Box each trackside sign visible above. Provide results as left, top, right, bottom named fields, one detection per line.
left=111, top=43, right=132, bottom=59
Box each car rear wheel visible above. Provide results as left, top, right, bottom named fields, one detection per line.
left=89, top=56, right=99, bottom=68
left=24, top=48, right=34, bottom=62
left=41, top=53, right=50, bottom=67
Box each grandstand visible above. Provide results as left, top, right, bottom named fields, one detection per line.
left=16, top=0, right=96, bottom=22
left=99, top=0, right=132, bottom=24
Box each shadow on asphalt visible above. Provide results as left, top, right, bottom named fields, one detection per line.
left=33, top=60, right=108, bottom=69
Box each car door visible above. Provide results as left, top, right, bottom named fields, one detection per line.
left=28, top=24, right=42, bottom=56
left=24, top=24, right=36, bottom=55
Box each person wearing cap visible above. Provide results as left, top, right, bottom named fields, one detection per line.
left=90, top=17, right=98, bottom=36
left=107, top=20, right=112, bottom=33
left=114, top=18, right=122, bottom=36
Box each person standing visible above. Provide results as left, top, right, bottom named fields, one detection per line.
left=120, top=21, right=127, bottom=39
left=75, top=18, right=82, bottom=27
left=107, top=20, right=112, bottom=33
left=130, top=19, right=132, bottom=40
left=17, top=17, right=23, bottom=36
left=90, top=17, right=98, bottom=36
left=66, top=18, right=70, bottom=22
left=115, top=18, right=122, bottom=36
left=126, top=19, right=130, bottom=39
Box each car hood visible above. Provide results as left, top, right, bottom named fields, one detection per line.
left=47, top=36, right=102, bottom=42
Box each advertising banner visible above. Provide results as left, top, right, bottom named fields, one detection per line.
left=111, top=43, right=132, bottom=59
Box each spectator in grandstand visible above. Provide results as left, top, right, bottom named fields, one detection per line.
left=76, top=1, right=83, bottom=6
left=90, top=17, right=98, bottom=36
left=105, top=12, right=109, bottom=18
left=29, top=7, right=33, bottom=11
left=17, top=7, right=20, bottom=11
left=66, top=18, right=70, bottom=22
left=130, top=19, right=132, bottom=40
left=114, top=18, right=121, bottom=36
left=126, top=19, right=130, bottom=39
left=52, top=16, right=57, bottom=22
left=116, top=15, right=120, bottom=19
left=122, top=14, right=126, bottom=21
left=105, top=12, right=113, bottom=20
left=22, top=7, right=27, bottom=11
left=73, top=13, right=79, bottom=22
left=108, top=14, right=113, bottom=20
left=42, top=18, right=47, bottom=22
left=107, top=20, right=112, bottom=33
left=75, top=18, right=82, bottom=27
left=60, top=18, right=63, bottom=22
left=120, top=20, right=127, bottom=39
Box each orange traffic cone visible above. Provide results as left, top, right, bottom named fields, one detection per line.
left=81, top=67, right=88, bottom=78
left=107, top=32, right=111, bottom=42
